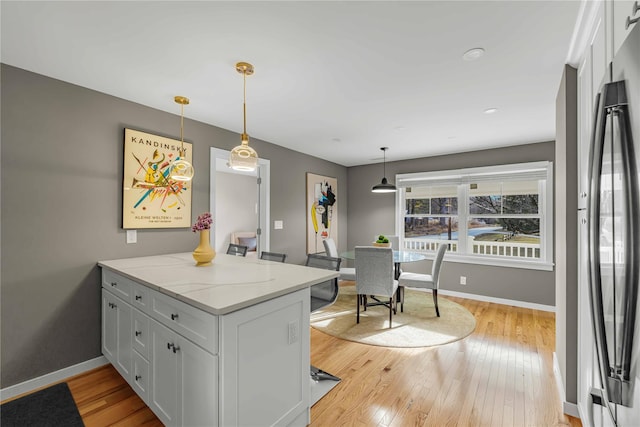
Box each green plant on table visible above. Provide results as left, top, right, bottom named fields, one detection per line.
left=376, top=234, right=389, bottom=244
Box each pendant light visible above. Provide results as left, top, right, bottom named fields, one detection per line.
left=170, top=96, right=195, bottom=181
left=371, top=147, right=397, bottom=193
left=229, top=62, right=259, bottom=171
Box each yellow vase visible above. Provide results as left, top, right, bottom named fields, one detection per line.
left=193, top=229, right=215, bottom=266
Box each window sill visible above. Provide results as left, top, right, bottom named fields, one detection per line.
left=443, top=254, right=554, bottom=271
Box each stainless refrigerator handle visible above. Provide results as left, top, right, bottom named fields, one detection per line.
left=588, top=81, right=639, bottom=412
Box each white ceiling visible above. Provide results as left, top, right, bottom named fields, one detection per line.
left=1, top=1, right=583, bottom=167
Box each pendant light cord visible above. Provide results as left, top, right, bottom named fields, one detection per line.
left=243, top=71, right=247, bottom=140
left=180, top=103, right=185, bottom=156
left=383, top=149, right=387, bottom=178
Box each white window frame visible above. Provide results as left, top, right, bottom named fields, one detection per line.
left=395, top=161, right=554, bottom=271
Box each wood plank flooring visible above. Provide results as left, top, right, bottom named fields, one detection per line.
left=4, top=293, right=581, bottom=426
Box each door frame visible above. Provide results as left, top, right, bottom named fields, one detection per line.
left=209, top=147, right=270, bottom=254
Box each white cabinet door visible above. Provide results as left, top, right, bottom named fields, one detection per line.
left=102, top=289, right=117, bottom=362
left=220, top=288, right=310, bottom=427
left=102, top=289, right=132, bottom=380
left=150, top=320, right=179, bottom=426
left=149, top=319, right=218, bottom=427
left=592, top=1, right=608, bottom=96
left=577, top=52, right=593, bottom=209
left=612, top=0, right=637, bottom=57
left=132, top=350, right=150, bottom=404
left=132, top=309, right=150, bottom=359
left=177, top=335, right=217, bottom=427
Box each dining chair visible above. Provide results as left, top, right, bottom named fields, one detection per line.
left=226, top=243, right=248, bottom=257
left=398, top=243, right=448, bottom=317
left=305, top=253, right=341, bottom=381
left=322, top=238, right=356, bottom=281
left=355, top=246, right=398, bottom=328
left=259, top=251, right=287, bottom=263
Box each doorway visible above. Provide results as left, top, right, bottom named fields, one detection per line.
left=209, top=147, right=270, bottom=255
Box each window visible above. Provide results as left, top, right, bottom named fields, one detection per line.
left=396, top=162, right=553, bottom=270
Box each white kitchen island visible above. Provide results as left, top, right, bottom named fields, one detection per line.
left=98, top=252, right=338, bottom=427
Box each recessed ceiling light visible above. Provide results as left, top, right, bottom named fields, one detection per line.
left=463, top=47, right=485, bottom=61
left=484, top=108, right=498, bottom=114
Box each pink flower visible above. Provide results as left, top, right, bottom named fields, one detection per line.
left=192, top=212, right=212, bottom=232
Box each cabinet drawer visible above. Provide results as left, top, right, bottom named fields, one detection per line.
left=132, top=350, right=150, bottom=404
left=132, top=282, right=150, bottom=315
left=133, top=310, right=150, bottom=359
left=150, top=291, right=218, bottom=354
left=102, top=270, right=134, bottom=302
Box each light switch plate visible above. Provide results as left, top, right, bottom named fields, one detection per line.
left=126, top=230, right=137, bottom=244
left=274, top=220, right=283, bottom=230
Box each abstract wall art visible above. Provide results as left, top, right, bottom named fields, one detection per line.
left=122, top=128, right=192, bottom=229
left=306, top=172, right=338, bottom=254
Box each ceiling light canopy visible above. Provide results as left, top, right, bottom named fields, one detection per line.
left=371, top=147, right=397, bottom=193
left=484, top=107, right=498, bottom=114
left=170, top=96, right=195, bottom=182
left=229, top=61, right=259, bottom=172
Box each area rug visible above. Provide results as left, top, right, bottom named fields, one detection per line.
left=0, top=382, right=84, bottom=427
left=310, top=285, right=476, bottom=347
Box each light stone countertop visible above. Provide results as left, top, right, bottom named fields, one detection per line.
left=98, top=252, right=338, bottom=315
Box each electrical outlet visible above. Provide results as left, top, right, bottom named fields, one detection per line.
left=460, top=276, right=467, bottom=285
left=288, top=321, right=298, bottom=344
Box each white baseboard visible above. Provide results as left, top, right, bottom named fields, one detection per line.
left=0, top=356, right=109, bottom=401
left=437, top=289, right=555, bottom=312
left=563, top=401, right=581, bottom=418
left=553, top=352, right=582, bottom=419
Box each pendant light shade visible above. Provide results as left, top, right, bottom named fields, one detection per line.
left=170, top=96, right=194, bottom=182
left=371, top=147, right=397, bottom=193
left=229, top=62, right=259, bottom=172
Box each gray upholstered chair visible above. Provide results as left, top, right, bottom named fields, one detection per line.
left=398, top=243, right=447, bottom=317
left=260, top=251, right=287, bottom=262
left=354, top=246, right=398, bottom=328
left=226, top=243, right=248, bottom=257
left=305, top=253, right=341, bottom=381
left=322, top=238, right=356, bottom=281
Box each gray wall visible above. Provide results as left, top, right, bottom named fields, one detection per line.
left=0, top=64, right=347, bottom=388
left=347, top=142, right=556, bottom=306
left=555, top=65, right=578, bottom=404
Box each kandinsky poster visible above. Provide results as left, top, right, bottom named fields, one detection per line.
left=122, top=128, right=192, bottom=229
left=306, top=172, right=338, bottom=254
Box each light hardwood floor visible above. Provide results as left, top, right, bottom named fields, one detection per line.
left=6, top=293, right=582, bottom=426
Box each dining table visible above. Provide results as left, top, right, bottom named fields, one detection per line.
left=340, top=249, right=428, bottom=280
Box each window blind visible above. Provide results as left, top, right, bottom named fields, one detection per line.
left=396, top=161, right=551, bottom=188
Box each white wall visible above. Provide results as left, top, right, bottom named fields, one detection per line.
left=214, top=171, right=258, bottom=253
